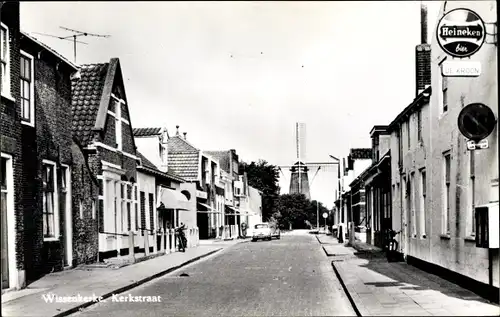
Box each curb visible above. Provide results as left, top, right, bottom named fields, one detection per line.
left=53, top=248, right=223, bottom=317
left=331, top=261, right=362, bottom=317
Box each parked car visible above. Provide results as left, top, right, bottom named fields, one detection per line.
left=252, top=223, right=281, bottom=241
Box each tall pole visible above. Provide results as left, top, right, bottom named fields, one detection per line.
left=316, top=200, right=319, bottom=230
left=73, top=35, right=77, bottom=63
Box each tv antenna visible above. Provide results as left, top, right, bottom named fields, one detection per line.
left=33, top=26, right=110, bottom=64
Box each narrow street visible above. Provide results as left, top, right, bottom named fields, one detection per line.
left=72, top=232, right=355, bottom=317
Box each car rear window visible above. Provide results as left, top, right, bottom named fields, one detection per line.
left=255, top=224, right=269, bottom=229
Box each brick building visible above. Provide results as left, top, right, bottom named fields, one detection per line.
left=1, top=1, right=24, bottom=290
left=17, top=31, right=91, bottom=283
left=71, top=58, right=140, bottom=260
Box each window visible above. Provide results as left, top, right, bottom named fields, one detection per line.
left=420, top=169, right=426, bottom=237
left=443, top=152, right=451, bottom=234
left=417, top=110, right=422, bottom=143
left=149, top=193, right=154, bottom=232
left=398, top=127, right=403, bottom=166
left=140, top=191, right=146, bottom=235
left=407, top=121, right=411, bottom=151
left=20, top=52, right=34, bottom=126
left=411, top=172, right=416, bottom=237
left=1, top=23, right=10, bottom=97
left=92, top=200, right=96, bottom=220
left=114, top=100, right=122, bottom=150
left=42, top=161, right=58, bottom=239
left=442, top=76, right=448, bottom=113
left=79, top=200, right=84, bottom=219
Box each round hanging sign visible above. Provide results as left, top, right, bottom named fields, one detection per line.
left=436, top=8, right=486, bottom=58
left=457, top=103, right=497, bottom=142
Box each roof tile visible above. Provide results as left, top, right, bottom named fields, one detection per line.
left=71, top=63, right=109, bottom=146
left=133, top=127, right=162, bottom=137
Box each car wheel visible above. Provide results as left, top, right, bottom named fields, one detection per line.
left=252, top=238, right=257, bottom=242
left=277, top=234, right=280, bottom=239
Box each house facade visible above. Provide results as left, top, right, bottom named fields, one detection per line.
left=247, top=186, right=263, bottom=236
left=387, top=87, right=431, bottom=259
left=71, top=58, right=140, bottom=261
left=1, top=1, right=24, bottom=290
left=350, top=126, right=392, bottom=247
left=204, top=149, right=242, bottom=238
left=336, top=148, right=372, bottom=241
left=167, top=127, right=221, bottom=239
left=420, top=0, right=498, bottom=300
left=18, top=32, right=101, bottom=284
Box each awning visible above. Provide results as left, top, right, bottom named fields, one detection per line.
left=237, top=209, right=257, bottom=216
left=197, top=202, right=221, bottom=214
left=157, top=187, right=189, bottom=210
left=225, top=205, right=240, bottom=215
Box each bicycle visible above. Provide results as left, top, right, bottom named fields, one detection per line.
left=385, top=229, right=401, bottom=262
left=175, top=226, right=187, bottom=252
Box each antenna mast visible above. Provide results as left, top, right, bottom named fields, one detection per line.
left=59, top=26, right=111, bottom=63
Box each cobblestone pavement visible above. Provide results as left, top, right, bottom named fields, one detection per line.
left=318, top=234, right=500, bottom=316
left=72, top=234, right=356, bottom=317
left=1, top=246, right=222, bottom=317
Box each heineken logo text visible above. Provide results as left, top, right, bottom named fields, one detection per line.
left=440, top=25, right=483, bottom=40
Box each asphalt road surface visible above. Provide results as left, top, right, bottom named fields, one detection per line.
left=72, top=231, right=356, bottom=316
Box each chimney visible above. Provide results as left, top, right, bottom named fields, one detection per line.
left=415, top=2, right=431, bottom=96
left=176, top=125, right=180, bottom=136
left=420, top=2, right=428, bottom=44
left=183, top=132, right=187, bottom=140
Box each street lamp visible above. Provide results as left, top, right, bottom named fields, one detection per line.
left=329, top=155, right=342, bottom=242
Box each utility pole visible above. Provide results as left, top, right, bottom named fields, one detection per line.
left=316, top=200, right=319, bottom=230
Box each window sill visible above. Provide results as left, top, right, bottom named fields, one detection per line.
left=440, top=234, right=451, bottom=240
left=44, top=237, right=60, bottom=242
left=464, top=236, right=476, bottom=242
left=21, top=120, right=35, bottom=128
left=1, top=93, right=15, bottom=103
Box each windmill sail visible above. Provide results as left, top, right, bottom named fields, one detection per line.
left=296, top=122, right=307, bottom=162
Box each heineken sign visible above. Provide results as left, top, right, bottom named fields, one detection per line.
left=437, top=8, right=486, bottom=58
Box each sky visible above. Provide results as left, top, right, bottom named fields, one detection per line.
left=20, top=1, right=441, bottom=209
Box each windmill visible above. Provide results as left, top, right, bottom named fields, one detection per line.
left=32, top=26, right=110, bottom=64
left=278, top=123, right=341, bottom=228
left=278, top=122, right=340, bottom=200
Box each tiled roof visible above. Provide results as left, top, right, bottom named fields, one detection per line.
left=137, top=151, right=186, bottom=183
left=168, top=152, right=199, bottom=181
left=71, top=63, right=109, bottom=146
left=168, top=135, right=199, bottom=153
left=204, top=151, right=229, bottom=172
left=133, top=127, right=162, bottom=137
left=137, top=152, right=158, bottom=170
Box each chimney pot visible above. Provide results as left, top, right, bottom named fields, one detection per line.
left=176, top=126, right=180, bottom=136
left=421, top=3, right=428, bottom=44
left=183, top=132, right=187, bottom=140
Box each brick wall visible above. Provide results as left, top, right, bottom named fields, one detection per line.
left=71, top=142, right=99, bottom=265
left=1, top=2, right=25, bottom=287
left=18, top=35, right=78, bottom=281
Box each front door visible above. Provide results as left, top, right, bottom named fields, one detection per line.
left=1, top=190, right=9, bottom=289
left=1, top=156, right=11, bottom=289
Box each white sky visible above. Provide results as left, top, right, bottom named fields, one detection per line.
left=20, top=1, right=442, bottom=208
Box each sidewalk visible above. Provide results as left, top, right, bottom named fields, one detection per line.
left=1, top=245, right=225, bottom=317
left=317, top=234, right=500, bottom=316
